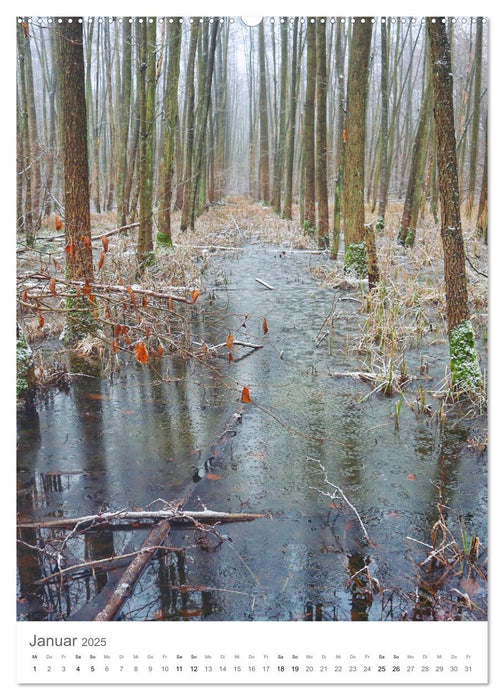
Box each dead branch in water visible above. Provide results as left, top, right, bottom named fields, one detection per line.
left=17, top=508, right=269, bottom=531
left=93, top=519, right=172, bottom=621
left=307, top=457, right=373, bottom=545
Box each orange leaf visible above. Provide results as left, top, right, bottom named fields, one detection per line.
left=113, top=323, right=122, bottom=337
left=343, top=128, right=347, bottom=143
left=22, top=21, right=29, bottom=38
left=22, top=290, right=28, bottom=302
left=134, top=341, right=149, bottom=364
left=168, top=297, right=174, bottom=312
left=38, top=314, right=44, bottom=328
left=101, top=235, right=109, bottom=252
left=55, top=214, right=63, bottom=231
left=205, top=473, right=221, bottom=481
left=226, top=334, right=234, bottom=350
left=241, top=386, right=251, bottom=403
left=98, top=251, right=105, bottom=269
left=82, top=235, right=91, bottom=250
left=126, top=285, right=137, bottom=308
left=49, top=278, right=57, bottom=296
left=142, top=296, right=148, bottom=308
left=191, top=290, right=201, bottom=304
left=262, top=318, right=268, bottom=334
left=53, top=257, right=62, bottom=271
left=157, top=344, right=163, bottom=356
left=111, top=339, right=119, bottom=354
left=65, top=241, right=75, bottom=257
left=82, top=279, right=92, bottom=296
left=228, top=353, right=234, bottom=363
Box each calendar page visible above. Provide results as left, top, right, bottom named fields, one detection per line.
left=14, top=1, right=490, bottom=689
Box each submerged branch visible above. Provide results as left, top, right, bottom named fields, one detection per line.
left=307, top=457, right=373, bottom=545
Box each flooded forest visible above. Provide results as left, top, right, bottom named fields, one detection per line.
left=16, top=16, right=488, bottom=623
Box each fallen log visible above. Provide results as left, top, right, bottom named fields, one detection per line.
left=93, top=519, right=172, bottom=621
left=17, top=508, right=269, bottom=531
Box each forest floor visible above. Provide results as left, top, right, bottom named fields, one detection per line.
left=18, top=194, right=488, bottom=403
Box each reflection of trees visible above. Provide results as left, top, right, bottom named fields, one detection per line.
left=347, top=552, right=373, bottom=621
left=155, top=549, right=218, bottom=620
left=410, top=421, right=475, bottom=621
left=17, top=407, right=44, bottom=618
left=70, top=356, right=116, bottom=610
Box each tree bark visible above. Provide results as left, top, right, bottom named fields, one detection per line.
left=180, top=20, right=199, bottom=232
left=303, top=19, right=316, bottom=233
left=158, top=18, right=182, bottom=244
left=342, top=18, right=373, bottom=247
left=58, top=17, right=93, bottom=283
left=427, top=18, right=469, bottom=332
left=258, top=21, right=270, bottom=203
left=282, top=18, right=299, bottom=220
left=316, top=19, right=329, bottom=248
left=376, top=19, right=389, bottom=227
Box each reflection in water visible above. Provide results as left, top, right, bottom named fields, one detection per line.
left=347, top=552, right=373, bottom=621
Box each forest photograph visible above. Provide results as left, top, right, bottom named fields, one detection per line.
left=16, top=16, right=487, bottom=623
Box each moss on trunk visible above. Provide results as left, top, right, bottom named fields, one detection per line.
left=449, top=320, right=481, bottom=391
left=16, top=325, right=35, bottom=403
left=343, top=241, right=368, bottom=278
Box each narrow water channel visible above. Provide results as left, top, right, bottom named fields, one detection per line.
left=17, top=244, right=487, bottom=621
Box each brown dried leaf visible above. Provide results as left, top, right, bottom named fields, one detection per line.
left=134, top=341, right=149, bottom=365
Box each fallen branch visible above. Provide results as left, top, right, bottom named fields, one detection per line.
left=93, top=519, right=172, bottom=621
left=20, top=272, right=196, bottom=305
left=255, top=277, right=275, bottom=290
left=17, top=508, right=269, bottom=531
left=307, top=457, right=373, bottom=545
left=34, top=221, right=140, bottom=244
left=34, top=544, right=183, bottom=585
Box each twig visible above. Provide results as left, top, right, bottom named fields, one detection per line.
left=307, top=458, right=372, bottom=545
left=35, top=545, right=183, bottom=585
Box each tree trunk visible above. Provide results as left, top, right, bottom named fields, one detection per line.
left=57, top=17, right=95, bottom=342
left=476, top=112, right=487, bottom=244
left=258, top=21, right=270, bottom=203
left=180, top=20, right=199, bottom=232
left=342, top=18, right=373, bottom=248
left=427, top=18, right=480, bottom=390
left=116, top=18, right=132, bottom=228
left=303, top=19, right=316, bottom=234
left=158, top=18, right=182, bottom=245
left=272, top=18, right=288, bottom=214
left=376, top=19, right=389, bottom=229
left=282, top=18, right=299, bottom=220
left=316, top=19, right=329, bottom=248
left=331, top=18, right=346, bottom=258
left=136, top=18, right=157, bottom=267
left=17, top=24, right=34, bottom=244
left=190, top=19, right=219, bottom=230
left=398, top=58, right=432, bottom=247
left=466, top=17, right=483, bottom=215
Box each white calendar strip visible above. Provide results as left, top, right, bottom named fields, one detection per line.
left=17, top=620, right=487, bottom=684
